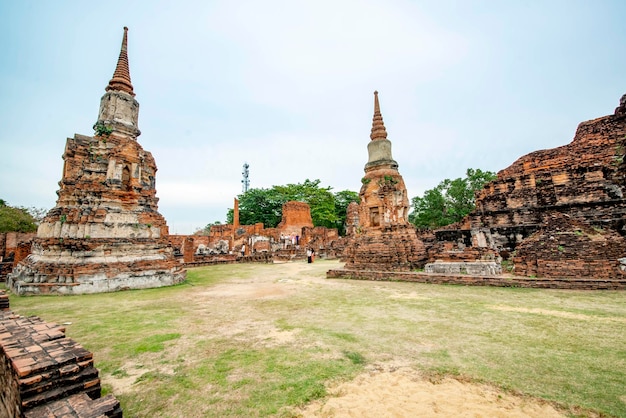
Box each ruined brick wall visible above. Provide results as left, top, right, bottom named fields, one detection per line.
left=512, top=214, right=626, bottom=279
left=0, top=232, right=35, bottom=263
left=177, top=203, right=340, bottom=263
left=301, top=226, right=339, bottom=252
left=426, top=95, right=626, bottom=280
left=327, top=269, right=626, bottom=290
left=0, top=303, right=122, bottom=417
left=276, top=201, right=314, bottom=236
left=343, top=225, right=427, bottom=271
left=471, top=105, right=626, bottom=236
left=0, top=233, right=36, bottom=282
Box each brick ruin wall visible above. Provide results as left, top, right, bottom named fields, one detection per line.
left=276, top=201, right=313, bottom=236
left=1, top=233, right=36, bottom=282
left=168, top=201, right=341, bottom=264
left=427, top=99, right=626, bottom=279
left=0, top=290, right=122, bottom=417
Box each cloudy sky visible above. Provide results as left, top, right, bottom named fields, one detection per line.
left=1, top=1, right=624, bottom=234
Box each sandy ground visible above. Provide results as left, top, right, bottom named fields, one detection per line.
left=297, top=364, right=564, bottom=417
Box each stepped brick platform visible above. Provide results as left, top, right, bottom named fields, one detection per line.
left=327, top=269, right=626, bottom=290
left=0, top=306, right=122, bottom=417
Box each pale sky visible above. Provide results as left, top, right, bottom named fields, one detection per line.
left=1, top=1, right=624, bottom=234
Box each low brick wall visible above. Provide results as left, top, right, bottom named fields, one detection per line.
left=327, top=269, right=626, bottom=290
left=182, top=252, right=273, bottom=268
left=0, top=290, right=122, bottom=417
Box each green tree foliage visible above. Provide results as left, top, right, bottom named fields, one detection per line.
left=333, top=190, right=360, bottom=235
left=0, top=199, right=39, bottom=233
left=409, top=168, right=497, bottom=229
left=225, top=180, right=359, bottom=235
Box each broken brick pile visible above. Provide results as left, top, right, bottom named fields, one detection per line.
left=513, top=214, right=626, bottom=279
left=0, top=304, right=122, bottom=417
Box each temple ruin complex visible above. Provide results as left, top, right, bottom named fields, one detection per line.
left=8, top=27, right=185, bottom=295
left=169, top=199, right=341, bottom=265
left=331, top=93, right=626, bottom=287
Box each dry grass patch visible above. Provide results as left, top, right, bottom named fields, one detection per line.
left=6, top=259, right=626, bottom=417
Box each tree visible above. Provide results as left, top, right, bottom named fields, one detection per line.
left=409, top=168, right=497, bottom=229
left=0, top=199, right=39, bottom=233
left=223, top=180, right=359, bottom=235
left=333, top=190, right=360, bottom=235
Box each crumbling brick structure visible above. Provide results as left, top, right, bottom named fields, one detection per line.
left=8, top=27, right=185, bottom=295
left=0, top=292, right=122, bottom=417
left=170, top=200, right=339, bottom=264
left=512, top=213, right=626, bottom=279
left=341, top=92, right=427, bottom=271
left=0, top=232, right=35, bottom=282
left=427, top=93, right=626, bottom=279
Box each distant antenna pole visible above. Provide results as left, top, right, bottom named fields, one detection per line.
left=241, top=162, right=250, bottom=193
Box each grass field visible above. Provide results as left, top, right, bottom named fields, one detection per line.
left=6, top=259, right=626, bottom=417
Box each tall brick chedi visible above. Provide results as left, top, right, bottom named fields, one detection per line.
left=9, top=28, right=185, bottom=294
left=343, top=92, right=426, bottom=271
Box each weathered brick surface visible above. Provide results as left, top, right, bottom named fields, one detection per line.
left=0, top=233, right=35, bottom=282
left=276, top=201, right=313, bottom=236
left=512, top=214, right=626, bottom=279
left=0, top=306, right=122, bottom=416
left=472, top=109, right=626, bottom=233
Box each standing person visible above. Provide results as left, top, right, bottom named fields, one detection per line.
left=241, top=244, right=246, bottom=257
left=306, top=248, right=312, bottom=263
left=311, top=249, right=315, bottom=263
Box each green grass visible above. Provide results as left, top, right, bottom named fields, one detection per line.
left=6, top=260, right=626, bottom=417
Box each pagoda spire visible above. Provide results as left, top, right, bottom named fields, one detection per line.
left=369, top=90, right=388, bottom=141
left=105, top=27, right=135, bottom=97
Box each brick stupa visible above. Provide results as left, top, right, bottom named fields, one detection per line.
left=342, top=92, right=426, bottom=271
left=9, top=27, right=186, bottom=295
